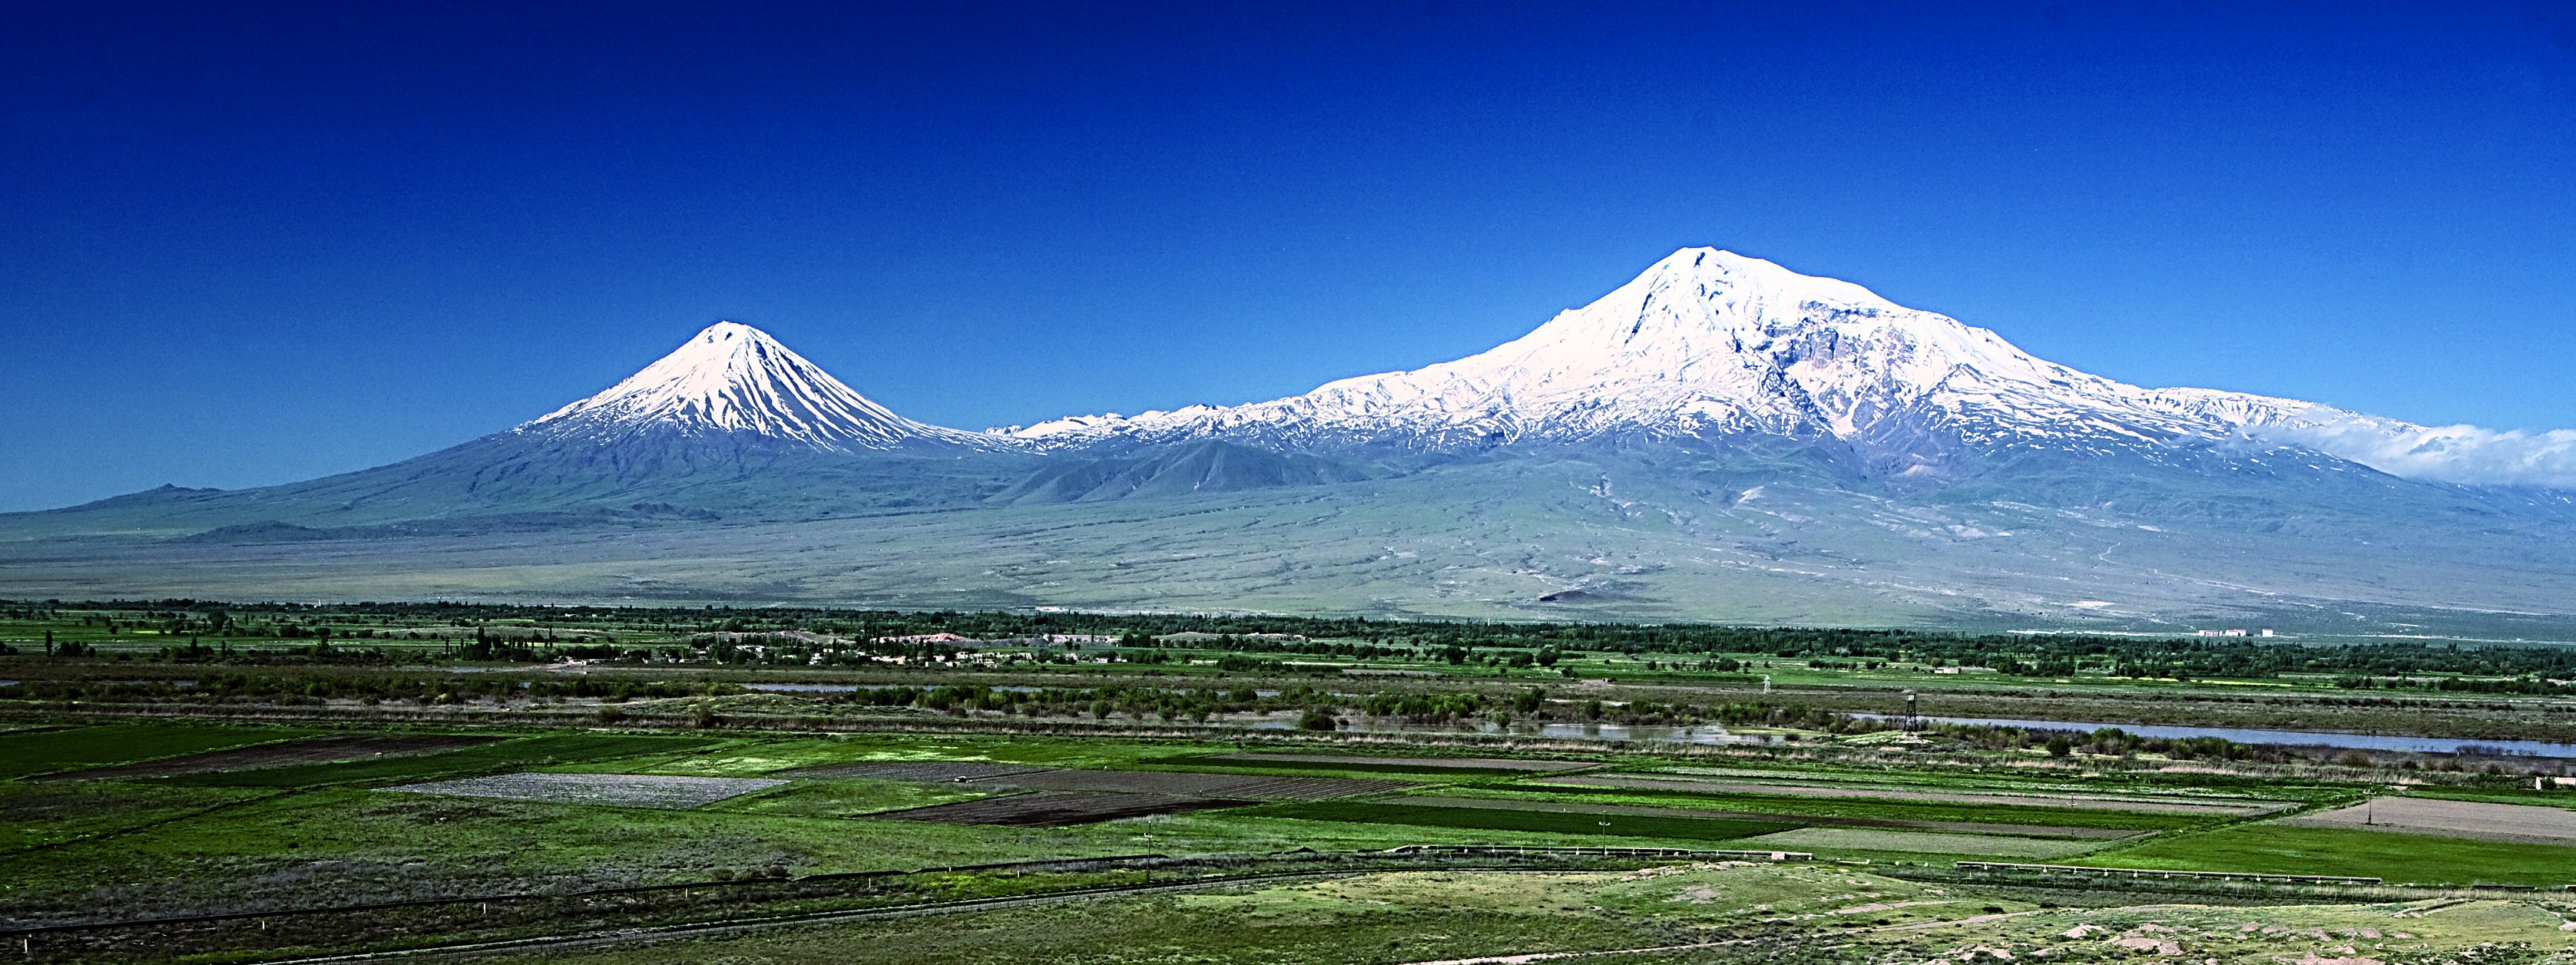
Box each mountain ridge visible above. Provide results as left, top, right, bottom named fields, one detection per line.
left=3, top=247, right=2572, bottom=632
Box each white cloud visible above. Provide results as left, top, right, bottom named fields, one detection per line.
left=2270, top=422, right=2576, bottom=488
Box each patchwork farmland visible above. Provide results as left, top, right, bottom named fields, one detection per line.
left=7, top=600, right=2576, bottom=963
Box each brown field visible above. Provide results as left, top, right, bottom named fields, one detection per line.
left=2285, top=795, right=2576, bottom=844
left=987, top=768, right=1416, bottom=800
left=1209, top=752, right=1597, bottom=772
left=1404, top=794, right=2142, bottom=840
left=784, top=761, right=1052, bottom=782
left=35, top=734, right=502, bottom=781
left=870, top=791, right=1243, bottom=827
left=1551, top=774, right=2283, bottom=815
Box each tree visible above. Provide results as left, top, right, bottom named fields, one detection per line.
left=1512, top=687, right=1547, bottom=714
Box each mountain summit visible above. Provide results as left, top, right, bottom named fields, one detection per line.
left=1005, top=248, right=2214, bottom=454
left=522, top=322, right=995, bottom=451
left=1007, top=248, right=2472, bottom=481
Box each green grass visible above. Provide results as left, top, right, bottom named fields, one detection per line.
left=1252, top=799, right=1793, bottom=842
left=2086, top=824, right=2576, bottom=886
left=566, top=733, right=1240, bottom=778
left=478, top=873, right=1686, bottom=965
left=0, top=773, right=1796, bottom=918
left=464, top=864, right=2075, bottom=965
left=1724, top=826, right=2110, bottom=861
left=0, top=722, right=313, bottom=780
left=0, top=781, right=274, bottom=851
left=162, top=732, right=717, bottom=788
left=1144, top=755, right=1538, bottom=778
left=1493, top=784, right=2204, bottom=832
left=707, top=778, right=986, bottom=818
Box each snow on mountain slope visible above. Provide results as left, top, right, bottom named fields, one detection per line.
left=1010, top=249, right=2230, bottom=455
left=521, top=322, right=1002, bottom=451
left=1005, top=248, right=2574, bottom=485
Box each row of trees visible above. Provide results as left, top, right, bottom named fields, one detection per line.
left=15, top=598, right=2576, bottom=688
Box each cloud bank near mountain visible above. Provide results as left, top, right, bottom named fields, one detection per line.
left=2276, top=421, right=2576, bottom=488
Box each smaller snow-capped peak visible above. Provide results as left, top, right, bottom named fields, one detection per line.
left=525, top=322, right=998, bottom=450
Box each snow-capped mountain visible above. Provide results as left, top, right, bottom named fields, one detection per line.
left=521, top=321, right=1000, bottom=451
left=1002, top=248, right=2493, bottom=481
left=8, top=250, right=2576, bottom=629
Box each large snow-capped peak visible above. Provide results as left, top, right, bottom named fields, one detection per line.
left=1007, top=248, right=2243, bottom=455
left=522, top=322, right=996, bottom=450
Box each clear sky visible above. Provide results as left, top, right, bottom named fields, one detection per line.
left=4, top=1, right=2572, bottom=511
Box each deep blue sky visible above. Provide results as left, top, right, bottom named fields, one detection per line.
left=5, top=1, right=2572, bottom=511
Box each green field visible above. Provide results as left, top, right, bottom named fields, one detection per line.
left=1490, top=783, right=2211, bottom=831
left=1148, top=754, right=1558, bottom=778
left=0, top=723, right=311, bottom=780
left=2088, top=824, right=2576, bottom=887
left=1254, top=799, right=1793, bottom=841
left=163, top=732, right=720, bottom=788
left=1725, top=826, right=2111, bottom=861
left=707, top=777, right=987, bottom=818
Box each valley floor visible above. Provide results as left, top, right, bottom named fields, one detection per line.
left=5, top=712, right=2575, bottom=963
left=5, top=602, right=2576, bottom=963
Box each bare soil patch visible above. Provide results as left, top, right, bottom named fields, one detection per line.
left=35, top=735, right=502, bottom=781
left=2285, top=795, right=2576, bottom=845
left=871, top=791, right=1243, bottom=827
left=386, top=772, right=785, bottom=809
left=1554, top=774, right=2283, bottom=815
